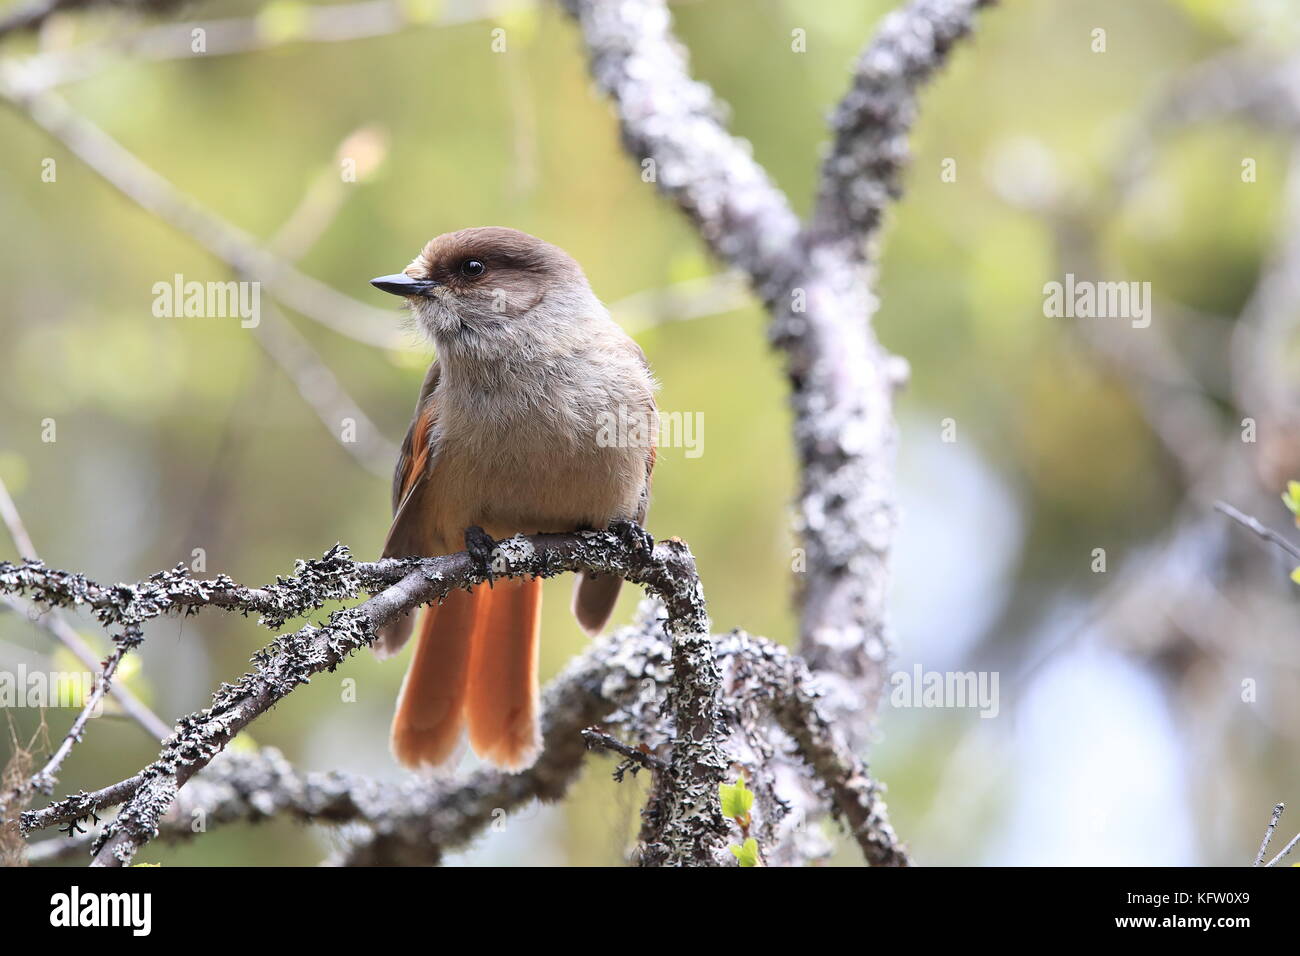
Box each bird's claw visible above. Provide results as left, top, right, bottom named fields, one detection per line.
left=465, top=525, right=497, bottom=584
left=610, top=519, right=654, bottom=559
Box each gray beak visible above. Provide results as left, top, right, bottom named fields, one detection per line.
left=370, top=273, right=439, bottom=296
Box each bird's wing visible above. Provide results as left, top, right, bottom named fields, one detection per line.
left=374, top=360, right=441, bottom=658
left=391, top=360, right=442, bottom=515
left=382, top=360, right=441, bottom=559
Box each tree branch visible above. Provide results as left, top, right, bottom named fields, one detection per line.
left=23, top=606, right=907, bottom=867
left=812, top=0, right=994, bottom=243
left=1216, top=501, right=1300, bottom=563
left=0, top=474, right=171, bottom=846
left=557, top=0, right=802, bottom=294
left=3, top=0, right=993, bottom=868
left=717, top=631, right=909, bottom=866
left=11, top=0, right=522, bottom=89
left=1255, top=802, right=1285, bottom=866
left=10, top=530, right=715, bottom=865
left=561, top=0, right=992, bottom=757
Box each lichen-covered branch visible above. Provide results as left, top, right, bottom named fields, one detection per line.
left=636, top=596, right=729, bottom=866
left=10, top=530, right=715, bottom=865
left=30, top=603, right=670, bottom=866
left=560, top=0, right=993, bottom=747
left=812, top=0, right=995, bottom=242
left=23, top=606, right=907, bottom=867
left=788, top=0, right=992, bottom=735
left=557, top=0, right=802, bottom=295
left=716, top=631, right=908, bottom=866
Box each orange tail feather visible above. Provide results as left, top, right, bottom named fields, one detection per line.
left=466, top=576, right=543, bottom=771
left=390, top=587, right=491, bottom=770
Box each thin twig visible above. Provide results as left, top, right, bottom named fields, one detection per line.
left=0, top=478, right=38, bottom=559
left=13, top=0, right=527, bottom=90
left=582, top=727, right=669, bottom=778
left=0, top=478, right=171, bottom=746
left=1255, top=801, right=1285, bottom=865
left=1216, top=501, right=1300, bottom=562
left=0, top=595, right=171, bottom=741
left=250, top=298, right=399, bottom=477
left=1267, top=830, right=1300, bottom=867
left=0, top=83, right=406, bottom=349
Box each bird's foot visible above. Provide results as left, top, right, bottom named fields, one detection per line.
left=609, top=519, right=655, bottom=559
left=464, top=525, right=497, bottom=584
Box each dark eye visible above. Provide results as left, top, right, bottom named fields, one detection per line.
left=461, top=259, right=485, bottom=278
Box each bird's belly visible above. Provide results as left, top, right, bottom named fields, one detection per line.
left=433, top=422, right=646, bottom=546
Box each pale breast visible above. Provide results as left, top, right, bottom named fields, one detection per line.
left=430, top=373, right=653, bottom=546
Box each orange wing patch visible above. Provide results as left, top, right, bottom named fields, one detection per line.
left=399, top=400, right=436, bottom=506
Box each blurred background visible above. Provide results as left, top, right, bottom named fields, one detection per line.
left=2, top=0, right=1299, bottom=865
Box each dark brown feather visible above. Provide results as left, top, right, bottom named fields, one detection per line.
left=570, top=444, right=655, bottom=636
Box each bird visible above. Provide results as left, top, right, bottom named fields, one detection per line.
left=369, top=226, right=658, bottom=772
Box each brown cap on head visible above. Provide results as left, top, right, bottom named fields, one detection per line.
left=370, top=227, right=587, bottom=315
left=416, top=227, right=582, bottom=284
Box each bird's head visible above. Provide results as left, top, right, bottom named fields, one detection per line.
left=370, top=226, right=594, bottom=358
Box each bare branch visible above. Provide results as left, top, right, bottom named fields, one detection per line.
left=1267, top=831, right=1300, bottom=867
left=785, top=0, right=990, bottom=730
left=250, top=298, right=399, bottom=478
left=1216, top=501, right=1300, bottom=563
left=27, top=648, right=130, bottom=795
left=561, top=0, right=990, bottom=749
left=1256, top=802, right=1285, bottom=866
left=718, top=631, right=909, bottom=866
left=0, top=477, right=171, bottom=772
left=0, top=476, right=39, bottom=560
left=29, top=603, right=668, bottom=864
left=610, top=271, right=751, bottom=334
left=342, top=624, right=907, bottom=867
left=0, top=475, right=161, bottom=799
left=637, top=596, right=729, bottom=866
left=0, top=596, right=171, bottom=742
left=555, top=4, right=991, bottom=867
